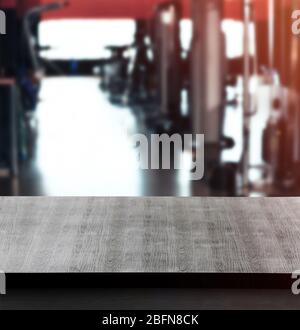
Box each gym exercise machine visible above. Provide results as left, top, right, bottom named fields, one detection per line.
left=259, top=0, right=300, bottom=194
left=98, top=20, right=154, bottom=108
left=144, top=0, right=184, bottom=133
left=215, top=0, right=300, bottom=196
left=190, top=0, right=239, bottom=194
left=126, top=20, right=154, bottom=109
left=20, top=1, right=68, bottom=112
left=97, top=2, right=185, bottom=134
left=218, top=0, right=300, bottom=196
left=0, top=4, right=20, bottom=193
left=98, top=45, right=131, bottom=104
left=0, top=1, right=67, bottom=194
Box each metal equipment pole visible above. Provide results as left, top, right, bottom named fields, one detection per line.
left=241, top=0, right=252, bottom=194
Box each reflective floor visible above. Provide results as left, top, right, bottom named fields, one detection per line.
left=9, top=77, right=201, bottom=196
left=0, top=76, right=277, bottom=197
left=35, top=77, right=140, bottom=196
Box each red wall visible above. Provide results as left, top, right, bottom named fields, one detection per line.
left=0, top=0, right=283, bottom=21
left=41, top=0, right=190, bottom=19
left=0, top=0, right=40, bottom=13
left=0, top=0, right=16, bottom=7
left=39, top=0, right=269, bottom=21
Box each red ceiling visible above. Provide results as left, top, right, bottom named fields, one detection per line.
left=0, top=0, right=287, bottom=21
left=0, top=0, right=40, bottom=10
left=0, top=0, right=16, bottom=7
left=40, top=0, right=191, bottom=19
left=40, top=0, right=267, bottom=20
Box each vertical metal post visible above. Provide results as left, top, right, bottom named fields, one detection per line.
left=268, top=0, right=275, bottom=70
left=156, top=1, right=182, bottom=119
left=190, top=0, right=224, bottom=147
left=241, top=0, right=252, bottom=194
left=9, top=84, right=19, bottom=195
left=10, top=86, right=18, bottom=178
left=0, top=81, right=19, bottom=195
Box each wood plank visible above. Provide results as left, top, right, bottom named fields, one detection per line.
left=0, top=197, right=300, bottom=275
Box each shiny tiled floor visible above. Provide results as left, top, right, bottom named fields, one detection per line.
left=0, top=76, right=277, bottom=196
left=17, top=77, right=196, bottom=196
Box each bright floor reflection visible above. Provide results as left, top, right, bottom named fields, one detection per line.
left=35, top=77, right=192, bottom=196
left=36, top=77, right=141, bottom=196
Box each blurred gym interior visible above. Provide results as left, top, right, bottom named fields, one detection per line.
left=1, top=0, right=300, bottom=197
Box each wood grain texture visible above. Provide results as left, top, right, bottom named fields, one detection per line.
left=0, top=197, right=300, bottom=273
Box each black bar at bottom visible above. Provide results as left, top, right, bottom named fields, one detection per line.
left=5, top=273, right=293, bottom=290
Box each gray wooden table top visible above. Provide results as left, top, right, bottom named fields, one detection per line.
left=0, top=197, right=300, bottom=274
